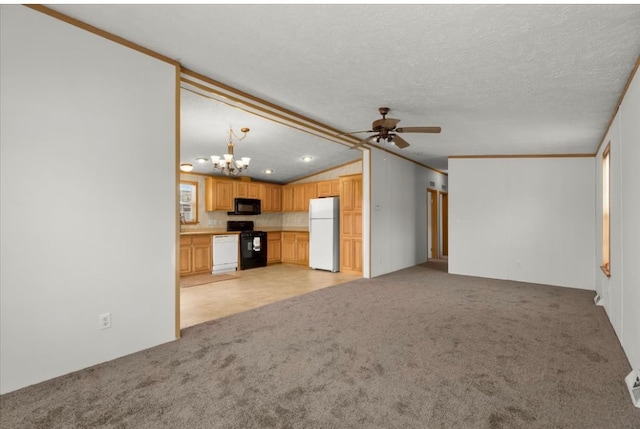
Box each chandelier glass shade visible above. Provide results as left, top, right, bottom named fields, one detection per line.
left=211, top=127, right=251, bottom=176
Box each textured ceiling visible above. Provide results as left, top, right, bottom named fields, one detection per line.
left=47, top=4, right=640, bottom=179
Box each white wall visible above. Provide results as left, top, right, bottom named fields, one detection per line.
left=369, top=148, right=448, bottom=277
left=449, top=157, right=595, bottom=290
left=0, top=6, right=177, bottom=393
left=596, top=66, right=640, bottom=371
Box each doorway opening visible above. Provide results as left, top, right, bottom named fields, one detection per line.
left=426, top=188, right=448, bottom=260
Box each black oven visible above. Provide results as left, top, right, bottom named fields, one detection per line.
left=229, top=198, right=261, bottom=216
left=227, top=221, right=267, bottom=270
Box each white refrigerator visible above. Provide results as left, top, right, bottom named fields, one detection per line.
left=309, top=197, right=340, bottom=272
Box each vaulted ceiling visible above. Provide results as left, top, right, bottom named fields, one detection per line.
left=48, top=4, right=640, bottom=182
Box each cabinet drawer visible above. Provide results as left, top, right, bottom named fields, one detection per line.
left=191, top=235, right=212, bottom=246
left=282, top=232, right=296, bottom=241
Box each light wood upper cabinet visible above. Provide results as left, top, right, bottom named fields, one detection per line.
left=205, top=178, right=233, bottom=211
left=271, top=186, right=282, bottom=212
left=290, top=182, right=317, bottom=212
left=317, top=179, right=340, bottom=198
left=234, top=181, right=259, bottom=199
left=282, top=186, right=294, bottom=212
left=234, top=181, right=248, bottom=198
left=293, top=185, right=306, bottom=211
left=303, top=183, right=317, bottom=209
left=261, top=184, right=282, bottom=213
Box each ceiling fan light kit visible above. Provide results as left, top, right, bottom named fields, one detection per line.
left=344, top=107, right=441, bottom=150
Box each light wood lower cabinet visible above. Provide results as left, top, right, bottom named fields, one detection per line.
left=341, top=237, right=362, bottom=273
left=281, top=232, right=309, bottom=265
left=267, top=231, right=282, bottom=264
left=180, top=235, right=212, bottom=276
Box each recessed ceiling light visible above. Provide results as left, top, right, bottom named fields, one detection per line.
left=302, top=156, right=313, bottom=162
left=195, top=157, right=208, bottom=163
left=264, top=169, right=273, bottom=174
left=180, top=163, right=194, bottom=172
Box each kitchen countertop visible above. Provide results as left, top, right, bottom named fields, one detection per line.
left=180, top=229, right=238, bottom=236
left=180, top=227, right=308, bottom=236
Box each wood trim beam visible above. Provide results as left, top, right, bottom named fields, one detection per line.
left=174, top=66, right=182, bottom=339
left=25, top=5, right=179, bottom=66
left=449, top=153, right=594, bottom=159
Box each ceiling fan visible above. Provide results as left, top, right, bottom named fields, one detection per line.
left=341, top=107, right=441, bottom=150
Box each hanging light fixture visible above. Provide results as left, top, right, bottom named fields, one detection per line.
left=210, top=126, right=251, bottom=176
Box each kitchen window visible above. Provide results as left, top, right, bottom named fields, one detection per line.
left=180, top=181, right=198, bottom=225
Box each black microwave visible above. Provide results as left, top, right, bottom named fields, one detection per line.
left=229, top=198, right=261, bottom=215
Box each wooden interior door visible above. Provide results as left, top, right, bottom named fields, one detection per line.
left=427, top=189, right=438, bottom=259
left=442, top=192, right=448, bottom=256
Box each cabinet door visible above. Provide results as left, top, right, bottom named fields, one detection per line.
left=271, top=186, right=282, bottom=212
left=216, top=181, right=234, bottom=210
left=353, top=177, right=363, bottom=210
left=260, top=184, right=271, bottom=212
left=341, top=238, right=353, bottom=272
left=340, top=178, right=354, bottom=210
left=281, top=233, right=296, bottom=263
left=282, top=186, right=294, bottom=212
left=353, top=238, right=363, bottom=272
left=192, top=244, right=212, bottom=273
left=267, top=235, right=281, bottom=263
left=295, top=233, right=309, bottom=265
left=330, top=179, right=340, bottom=197
left=180, top=240, right=193, bottom=276
left=248, top=183, right=260, bottom=199
left=234, top=182, right=248, bottom=198
left=293, top=185, right=306, bottom=211
left=317, top=181, right=332, bottom=197
left=191, top=235, right=212, bottom=274
left=304, top=183, right=317, bottom=210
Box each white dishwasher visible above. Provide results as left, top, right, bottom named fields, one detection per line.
left=212, top=234, right=238, bottom=274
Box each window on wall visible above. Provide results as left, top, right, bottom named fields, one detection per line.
left=179, top=181, right=198, bottom=225
left=602, top=144, right=610, bottom=277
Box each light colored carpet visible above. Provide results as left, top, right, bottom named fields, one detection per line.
left=180, top=272, right=238, bottom=288
left=1, top=263, right=637, bottom=428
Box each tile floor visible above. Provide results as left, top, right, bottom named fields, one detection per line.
left=180, top=264, right=360, bottom=329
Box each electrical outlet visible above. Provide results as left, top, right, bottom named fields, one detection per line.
left=99, top=312, right=111, bottom=330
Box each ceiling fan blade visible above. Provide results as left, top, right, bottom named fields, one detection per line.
left=350, top=134, right=376, bottom=150
left=396, top=126, right=441, bottom=134
left=336, top=130, right=373, bottom=136
left=392, top=134, right=410, bottom=149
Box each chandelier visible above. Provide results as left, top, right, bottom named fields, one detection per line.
left=210, top=126, right=251, bottom=176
